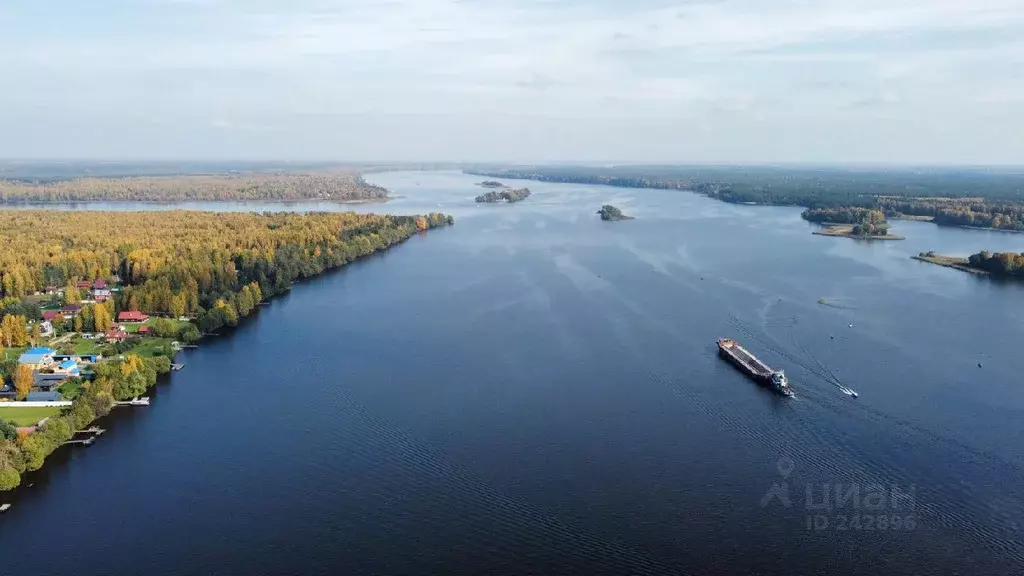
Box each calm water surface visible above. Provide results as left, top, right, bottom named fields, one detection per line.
left=1, top=171, right=1023, bottom=575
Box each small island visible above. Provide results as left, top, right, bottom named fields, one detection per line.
left=477, top=181, right=506, bottom=188
left=475, top=188, right=532, bottom=203
left=597, top=205, right=633, bottom=221
left=803, top=208, right=904, bottom=240
left=913, top=250, right=1024, bottom=277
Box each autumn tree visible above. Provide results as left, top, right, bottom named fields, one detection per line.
left=0, top=315, right=27, bottom=347
left=73, top=314, right=84, bottom=333
left=64, top=283, right=81, bottom=305
left=30, top=323, right=41, bottom=345
left=15, top=365, right=33, bottom=400
left=94, top=302, right=113, bottom=332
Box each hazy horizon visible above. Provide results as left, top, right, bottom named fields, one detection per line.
left=2, top=1, right=1022, bottom=164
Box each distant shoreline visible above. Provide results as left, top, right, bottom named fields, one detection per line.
left=0, top=197, right=390, bottom=206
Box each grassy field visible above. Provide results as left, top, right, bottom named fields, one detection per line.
left=58, top=378, right=84, bottom=400
left=122, top=322, right=144, bottom=334
left=1, top=346, right=28, bottom=362
left=0, top=405, right=63, bottom=426
left=128, top=337, right=176, bottom=358
left=73, top=337, right=101, bottom=355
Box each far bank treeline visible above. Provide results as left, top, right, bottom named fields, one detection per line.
left=0, top=172, right=388, bottom=203
left=0, top=209, right=453, bottom=490
left=466, top=166, right=1024, bottom=232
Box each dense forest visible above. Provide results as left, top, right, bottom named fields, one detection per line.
left=0, top=209, right=454, bottom=489
left=966, top=251, right=1024, bottom=277
left=475, top=188, right=532, bottom=203
left=0, top=210, right=452, bottom=333
left=467, top=166, right=1024, bottom=231
left=0, top=172, right=389, bottom=203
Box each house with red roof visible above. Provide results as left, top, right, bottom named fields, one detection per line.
left=118, top=311, right=149, bottom=322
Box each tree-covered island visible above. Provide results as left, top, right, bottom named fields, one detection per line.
left=802, top=207, right=904, bottom=240
left=475, top=188, right=531, bottom=203
left=597, top=205, right=633, bottom=221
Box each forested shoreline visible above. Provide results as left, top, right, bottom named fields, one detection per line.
left=0, top=172, right=388, bottom=203
left=0, top=209, right=454, bottom=490
left=466, top=167, right=1024, bottom=232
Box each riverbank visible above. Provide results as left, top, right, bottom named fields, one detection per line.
left=0, top=210, right=455, bottom=493
left=812, top=224, right=905, bottom=240
left=911, top=253, right=989, bottom=275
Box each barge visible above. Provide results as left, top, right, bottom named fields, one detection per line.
left=717, top=338, right=793, bottom=397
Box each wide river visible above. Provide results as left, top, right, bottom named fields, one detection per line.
left=1, top=171, right=1023, bottom=574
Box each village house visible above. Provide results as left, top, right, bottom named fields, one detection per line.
left=61, top=304, right=83, bottom=315
left=105, top=329, right=128, bottom=343
left=118, top=311, right=149, bottom=322
left=44, top=285, right=57, bottom=295
left=18, top=347, right=57, bottom=369
left=39, top=320, right=54, bottom=337
left=33, top=373, right=68, bottom=391
left=93, top=279, right=108, bottom=290
left=41, top=310, right=62, bottom=322
left=54, top=359, right=81, bottom=376
left=26, top=391, right=62, bottom=402
left=76, top=280, right=92, bottom=290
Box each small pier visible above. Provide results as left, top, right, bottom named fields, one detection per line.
left=63, top=437, right=95, bottom=447
left=115, top=397, right=150, bottom=406
left=171, top=363, right=185, bottom=371
left=63, top=427, right=106, bottom=447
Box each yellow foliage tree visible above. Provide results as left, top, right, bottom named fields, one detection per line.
left=94, top=302, right=113, bottom=332
left=64, top=283, right=81, bottom=306
left=15, top=365, right=34, bottom=400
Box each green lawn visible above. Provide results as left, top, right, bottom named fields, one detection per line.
left=1, top=346, right=28, bottom=362
left=58, top=379, right=84, bottom=400
left=74, top=337, right=101, bottom=355
left=0, top=405, right=64, bottom=426
left=122, top=322, right=144, bottom=334
left=128, top=337, right=176, bottom=359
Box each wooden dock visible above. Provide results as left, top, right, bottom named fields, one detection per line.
left=63, top=437, right=95, bottom=446
left=115, top=397, right=150, bottom=407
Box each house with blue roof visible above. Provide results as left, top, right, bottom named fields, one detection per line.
left=18, top=347, right=56, bottom=369
left=55, top=359, right=80, bottom=376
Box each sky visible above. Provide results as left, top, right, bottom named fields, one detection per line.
left=0, top=0, right=1022, bottom=164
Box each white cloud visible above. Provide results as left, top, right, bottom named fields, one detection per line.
left=0, top=0, right=1021, bottom=161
